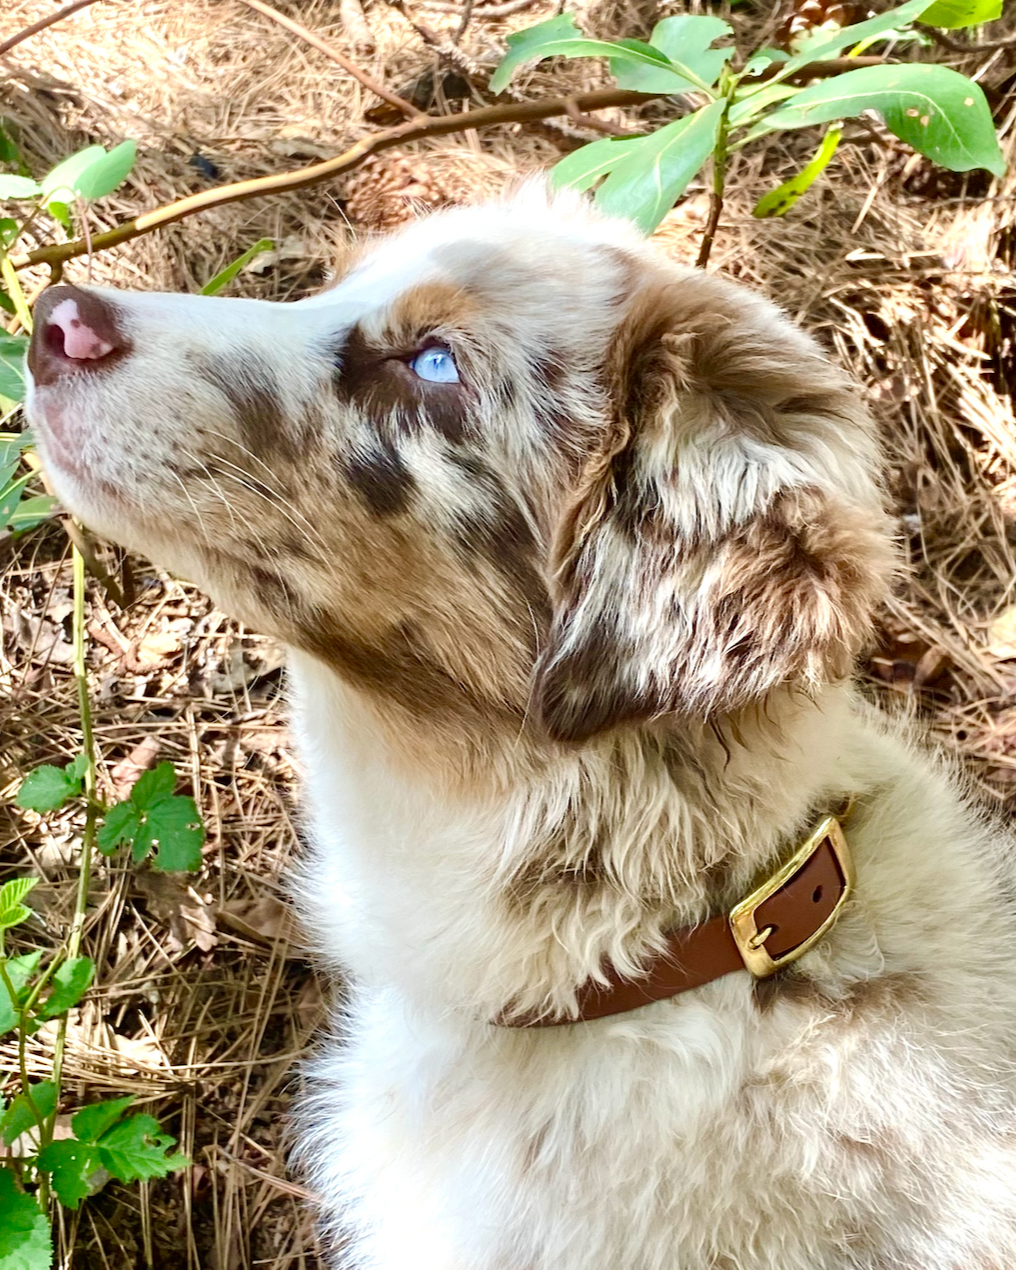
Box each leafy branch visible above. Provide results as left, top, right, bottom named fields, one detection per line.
left=493, top=0, right=1006, bottom=256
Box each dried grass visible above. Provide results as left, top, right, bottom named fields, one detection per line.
left=2, top=0, right=1016, bottom=1264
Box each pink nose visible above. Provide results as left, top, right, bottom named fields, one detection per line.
left=29, top=285, right=128, bottom=386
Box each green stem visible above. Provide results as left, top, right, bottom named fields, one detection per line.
left=44, top=549, right=98, bottom=1160
left=696, top=99, right=730, bottom=269
left=0, top=249, right=32, bottom=331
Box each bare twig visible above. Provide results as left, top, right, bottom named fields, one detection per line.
left=565, top=98, right=643, bottom=137
left=0, top=0, right=104, bottom=58
left=339, top=0, right=376, bottom=51
left=383, top=0, right=488, bottom=76
left=922, top=25, right=1016, bottom=53
left=417, top=0, right=540, bottom=14
left=236, top=0, right=421, bottom=118
left=454, top=0, right=474, bottom=43
left=11, top=88, right=660, bottom=273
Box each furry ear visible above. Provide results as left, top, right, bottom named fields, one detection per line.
left=533, top=272, right=894, bottom=744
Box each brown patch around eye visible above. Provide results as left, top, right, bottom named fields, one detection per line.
left=341, top=437, right=416, bottom=518
left=198, top=354, right=295, bottom=461
left=386, top=280, right=477, bottom=335
left=334, top=327, right=470, bottom=442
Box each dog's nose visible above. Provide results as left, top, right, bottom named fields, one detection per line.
left=29, top=285, right=127, bottom=386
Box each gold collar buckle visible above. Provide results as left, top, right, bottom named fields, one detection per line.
left=728, top=813, right=855, bottom=979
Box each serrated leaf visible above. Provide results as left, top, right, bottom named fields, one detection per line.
left=201, top=238, right=274, bottom=296
left=612, top=15, right=732, bottom=92
left=551, top=135, right=646, bottom=192
left=0, top=1167, right=53, bottom=1270
left=0, top=333, right=27, bottom=405
left=149, top=797, right=205, bottom=872
left=35, top=1138, right=101, bottom=1210
left=594, top=99, right=724, bottom=233
left=763, top=64, right=1004, bottom=176
left=0, top=1082, right=57, bottom=1147
left=96, top=801, right=141, bottom=856
left=72, top=1096, right=135, bottom=1144
left=96, top=1114, right=188, bottom=1183
left=37, top=957, right=94, bottom=1021
left=0, top=878, right=38, bottom=933
left=0, top=175, right=41, bottom=200
left=16, top=759, right=84, bottom=813
left=920, top=0, right=1001, bottom=27
left=71, top=140, right=136, bottom=201
left=754, top=126, right=842, bottom=217
left=0, top=954, right=43, bottom=1037
left=490, top=14, right=673, bottom=94
left=130, top=762, right=177, bottom=809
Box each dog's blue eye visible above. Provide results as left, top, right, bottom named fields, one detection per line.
left=410, top=346, right=459, bottom=384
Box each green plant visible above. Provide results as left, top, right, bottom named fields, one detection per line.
left=492, top=0, right=1005, bottom=260
left=1, top=134, right=205, bottom=1264
left=0, top=880, right=186, bottom=1270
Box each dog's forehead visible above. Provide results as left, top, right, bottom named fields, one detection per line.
left=299, top=199, right=639, bottom=336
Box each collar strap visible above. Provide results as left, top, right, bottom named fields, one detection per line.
left=496, top=809, right=854, bottom=1028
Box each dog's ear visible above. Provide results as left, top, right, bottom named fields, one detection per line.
left=533, top=274, right=894, bottom=743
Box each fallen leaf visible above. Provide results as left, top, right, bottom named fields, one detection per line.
left=136, top=873, right=217, bottom=953
left=988, top=605, right=1016, bottom=659
left=217, top=897, right=299, bottom=952
left=110, top=737, right=161, bottom=802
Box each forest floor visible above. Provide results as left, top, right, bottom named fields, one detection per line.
left=1, top=0, right=1016, bottom=1265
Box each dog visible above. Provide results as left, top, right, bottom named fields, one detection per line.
left=25, top=184, right=1016, bottom=1269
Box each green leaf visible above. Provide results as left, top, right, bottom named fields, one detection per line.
left=613, top=15, right=732, bottom=92
left=201, top=238, right=274, bottom=296
left=46, top=202, right=71, bottom=233
left=729, top=82, right=800, bottom=127
left=0, top=333, right=27, bottom=405
left=35, top=1139, right=101, bottom=1210
left=96, top=801, right=141, bottom=856
left=71, top=141, right=136, bottom=201
left=0, top=176, right=41, bottom=200
left=37, top=957, right=94, bottom=1021
left=149, top=797, right=205, bottom=872
left=778, top=0, right=930, bottom=76
left=8, top=495, right=59, bottom=534
left=0, top=954, right=43, bottom=1037
left=744, top=47, right=790, bottom=75
left=764, top=64, right=1005, bottom=176
left=72, top=1096, right=135, bottom=1144
left=754, top=126, right=842, bottom=217
left=0, top=474, right=30, bottom=531
left=96, top=1114, right=188, bottom=1183
left=130, top=762, right=176, bottom=809
left=40, top=141, right=136, bottom=203
left=594, top=99, right=725, bottom=234
left=551, top=135, right=646, bottom=192
left=490, top=14, right=673, bottom=94
left=920, top=0, right=1001, bottom=27
left=0, top=878, right=38, bottom=933
left=16, top=758, right=86, bottom=813
left=0, top=1167, right=53, bottom=1270
left=0, top=1082, right=57, bottom=1147
left=0, top=220, right=18, bottom=249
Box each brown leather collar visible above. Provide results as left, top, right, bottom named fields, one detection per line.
left=496, top=809, right=854, bottom=1028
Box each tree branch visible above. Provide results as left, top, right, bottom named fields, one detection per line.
left=11, top=88, right=660, bottom=272
left=235, top=0, right=421, bottom=118
left=0, top=0, right=105, bottom=58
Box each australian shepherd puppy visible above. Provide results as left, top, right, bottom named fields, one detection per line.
left=26, top=185, right=1016, bottom=1269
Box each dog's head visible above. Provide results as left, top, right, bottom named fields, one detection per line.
left=27, top=185, right=892, bottom=744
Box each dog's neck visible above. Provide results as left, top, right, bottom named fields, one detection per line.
left=288, top=651, right=858, bottom=1019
